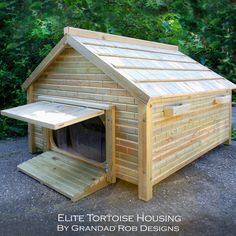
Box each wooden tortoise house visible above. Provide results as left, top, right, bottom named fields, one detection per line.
left=2, top=27, right=236, bottom=202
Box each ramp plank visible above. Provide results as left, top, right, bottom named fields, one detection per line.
left=17, top=151, right=109, bottom=201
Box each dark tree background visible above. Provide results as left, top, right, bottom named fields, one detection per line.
left=0, top=0, right=235, bottom=138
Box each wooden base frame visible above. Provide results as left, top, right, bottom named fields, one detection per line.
left=138, top=96, right=232, bottom=201
left=152, top=138, right=229, bottom=187
left=138, top=137, right=230, bottom=202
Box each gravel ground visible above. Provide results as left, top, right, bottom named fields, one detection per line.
left=0, top=137, right=235, bottom=236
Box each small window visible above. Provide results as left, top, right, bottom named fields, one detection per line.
left=53, top=116, right=106, bottom=163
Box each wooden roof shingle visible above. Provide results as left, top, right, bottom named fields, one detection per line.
left=22, top=27, right=236, bottom=103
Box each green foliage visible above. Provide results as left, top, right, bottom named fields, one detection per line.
left=0, top=0, right=235, bottom=138
left=232, top=127, right=236, bottom=141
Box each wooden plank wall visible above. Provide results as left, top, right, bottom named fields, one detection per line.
left=151, top=91, right=231, bottom=185
left=32, top=47, right=139, bottom=184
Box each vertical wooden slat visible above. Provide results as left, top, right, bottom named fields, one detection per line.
left=27, top=85, right=36, bottom=153
left=138, top=102, right=153, bottom=201
left=106, top=106, right=116, bottom=183
left=43, top=128, right=51, bottom=152
left=224, top=90, right=232, bottom=145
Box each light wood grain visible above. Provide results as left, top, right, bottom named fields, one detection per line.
left=38, top=95, right=112, bottom=110
left=33, top=48, right=139, bottom=184
left=22, top=29, right=236, bottom=102
left=138, top=102, right=153, bottom=201
left=67, top=35, right=149, bottom=103
left=1, top=101, right=104, bottom=130
left=151, top=92, right=231, bottom=186
left=214, top=95, right=231, bottom=104
left=105, top=106, right=116, bottom=183
left=64, top=27, right=178, bottom=51
left=18, top=151, right=109, bottom=202
left=164, top=103, right=191, bottom=117
left=27, top=85, right=36, bottom=153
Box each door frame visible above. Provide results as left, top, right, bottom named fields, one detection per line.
left=40, top=97, right=116, bottom=184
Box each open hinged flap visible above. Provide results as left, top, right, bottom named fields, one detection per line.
left=1, top=101, right=104, bottom=130
left=1, top=101, right=111, bottom=202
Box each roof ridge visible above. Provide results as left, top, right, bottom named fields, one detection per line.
left=22, top=33, right=236, bottom=101
left=64, top=27, right=178, bottom=51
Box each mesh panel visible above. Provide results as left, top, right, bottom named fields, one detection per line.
left=53, top=117, right=106, bottom=163
left=53, top=127, right=70, bottom=149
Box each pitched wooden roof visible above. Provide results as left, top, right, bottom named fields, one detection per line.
left=22, top=27, right=236, bottom=103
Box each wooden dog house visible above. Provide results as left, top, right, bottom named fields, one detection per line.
left=2, top=27, right=236, bottom=201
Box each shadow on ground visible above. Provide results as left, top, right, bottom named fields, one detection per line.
left=0, top=137, right=235, bottom=236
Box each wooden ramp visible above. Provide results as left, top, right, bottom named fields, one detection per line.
left=17, top=151, right=109, bottom=202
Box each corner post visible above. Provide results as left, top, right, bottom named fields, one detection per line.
left=43, top=128, right=51, bottom=152
left=27, top=85, right=36, bottom=153
left=138, top=102, right=153, bottom=201
left=224, top=91, right=232, bottom=145
left=106, top=105, right=116, bottom=183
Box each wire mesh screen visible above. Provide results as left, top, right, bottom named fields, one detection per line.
left=53, top=117, right=106, bottom=163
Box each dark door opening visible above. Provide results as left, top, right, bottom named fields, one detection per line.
left=53, top=116, right=106, bottom=163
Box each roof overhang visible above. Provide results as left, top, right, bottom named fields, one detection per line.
left=64, top=27, right=178, bottom=51
left=22, top=31, right=151, bottom=103
left=22, top=27, right=236, bottom=104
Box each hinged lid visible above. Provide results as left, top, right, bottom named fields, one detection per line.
left=1, top=101, right=104, bottom=130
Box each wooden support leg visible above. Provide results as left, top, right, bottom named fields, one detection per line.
left=224, top=139, right=231, bottom=145
left=138, top=181, right=153, bottom=201
left=138, top=102, right=153, bottom=201
left=225, top=92, right=232, bottom=146
left=105, top=106, right=116, bottom=183
left=27, top=85, right=36, bottom=153
left=28, top=124, right=36, bottom=153
left=43, top=128, right=51, bottom=152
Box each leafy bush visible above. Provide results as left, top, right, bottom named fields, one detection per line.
left=232, top=127, right=236, bottom=141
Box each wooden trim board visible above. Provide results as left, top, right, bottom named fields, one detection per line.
left=214, top=95, right=231, bottom=104
left=27, top=85, right=36, bottom=153
left=38, top=95, right=113, bottom=110
left=1, top=101, right=104, bottom=130
left=64, top=27, right=178, bottom=51
left=48, top=105, right=117, bottom=184
left=164, top=103, right=191, bottom=117
left=224, top=91, right=232, bottom=145
left=149, top=89, right=233, bottom=103
left=105, top=106, right=116, bottom=183
left=138, top=102, right=153, bottom=201
left=22, top=35, right=67, bottom=90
